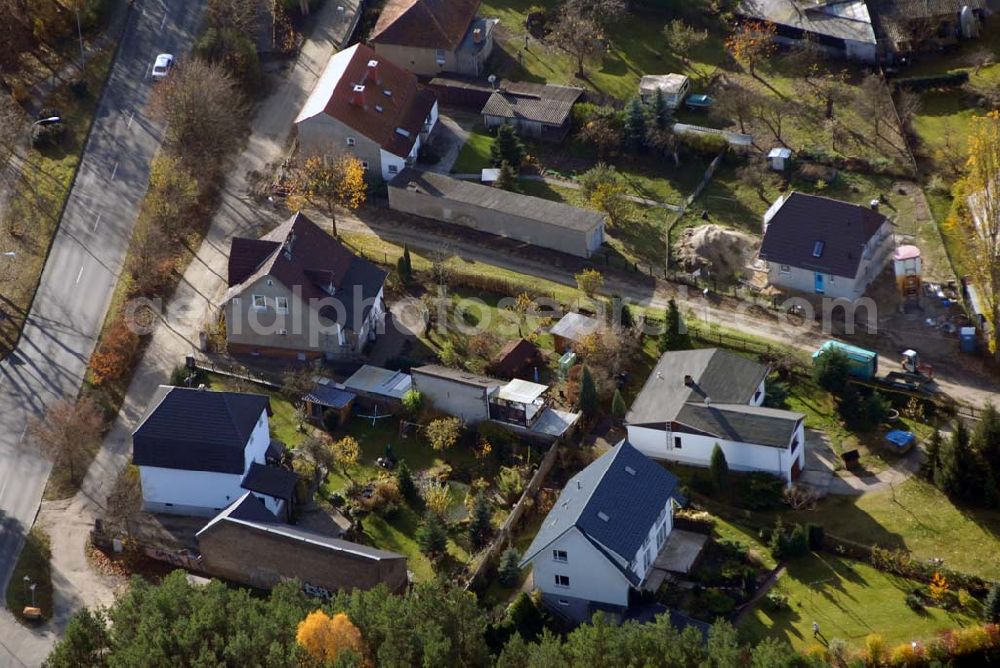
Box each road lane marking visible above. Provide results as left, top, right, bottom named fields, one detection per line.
left=76, top=265, right=85, bottom=284
left=93, top=212, right=102, bottom=232
left=110, top=161, right=119, bottom=180
left=127, top=111, right=135, bottom=129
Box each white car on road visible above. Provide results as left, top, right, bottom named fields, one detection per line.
left=151, top=53, right=174, bottom=79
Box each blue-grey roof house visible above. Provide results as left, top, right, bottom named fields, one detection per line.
left=520, top=441, right=683, bottom=615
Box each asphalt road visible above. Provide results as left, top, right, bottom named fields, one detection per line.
left=0, top=0, right=205, bottom=655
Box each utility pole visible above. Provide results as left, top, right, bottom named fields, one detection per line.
left=76, top=6, right=86, bottom=70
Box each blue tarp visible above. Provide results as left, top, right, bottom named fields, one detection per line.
left=885, top=430, right=916, bottom=450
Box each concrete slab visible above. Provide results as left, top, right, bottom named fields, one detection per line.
left=653, top=529, right=708, bottom=574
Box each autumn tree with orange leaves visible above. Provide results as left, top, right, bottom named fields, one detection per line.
left=296, top=610, right=367, bottom=665
left=287, top=153, right=366, bottom=237
left=725, top=21, right=778, bottom=77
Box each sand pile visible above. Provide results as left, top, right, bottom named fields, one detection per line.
left=674, top=224, right=758, bottom=280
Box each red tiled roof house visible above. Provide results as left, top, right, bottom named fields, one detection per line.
left=295, top=43, right=439, bottom=181
left=369, top=0, right=497, bottom=77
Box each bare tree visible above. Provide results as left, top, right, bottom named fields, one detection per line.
left=28, top=396, right=105, bottom=486
left=895, top=89, right=922, bottom=129
left=150, top=58, right=247, bottom=167
left=715, top=80, right=756, bottom=134
left=662, top=19, right=708, bottom=63
left=563, top=0, right=627, bottom=28
left=205, top=0, right=260, bottom=35
left=548, top=10, right=604, bottom=76
left=298, top=434, right=335, bottom=492
left=856, top=73, right=889, bottom=150
left=753, top=95, right=790, bottom=146
left=106, top=465, right=143, bottom=542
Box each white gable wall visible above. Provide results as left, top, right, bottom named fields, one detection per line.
left=140, top=408, right=272, bottom=516
left=530, top=527, right=632, bottom=607
left=627, top=423, right=805, bottom=484
left=629, top=498, right=674, bottom=584
left=140, top=467, right=248, bottom=517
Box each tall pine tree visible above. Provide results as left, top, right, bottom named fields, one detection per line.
left=469, top=494, right=493, bottom=549
left=652, top=88, right=669, bottom=128
left=923, top=429, right=943, bottom=481
left=578, top=366, right=599, bottom=419
left=972, top=403, right=1000, bottom=481
left=659, top=298, right=692, bottom=352
left=710, top=444, right=729, bottom=494
left=623, top=98, right=647, bottom=153
left=491, top=123, right=524, bottom=170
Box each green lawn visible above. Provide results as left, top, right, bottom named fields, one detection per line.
left=773, top=478, right=1000, bottom=581
left=0, top=46, right=116, bottom=357
left=741, top=552, right=977, bottom=650
left=452, top=127, right=494, bottom=174
left=481, top=0, right=906, bottom=168
left=517, top=177, right=676, bottom=267
left=5, top=528, right=53, bottom=623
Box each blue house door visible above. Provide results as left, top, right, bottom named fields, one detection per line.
left=814, top=273, right=825, bottom=294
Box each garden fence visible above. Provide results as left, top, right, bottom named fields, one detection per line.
left=464, top=439, right=561, bottom=591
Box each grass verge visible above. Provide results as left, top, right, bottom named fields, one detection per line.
left=0, top=46, right=116, bottom=358
left=5, top=527, right=54, bottom=624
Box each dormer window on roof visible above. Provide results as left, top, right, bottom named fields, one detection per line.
left=813, top=241, right=825, bottom=258
left=624, top=466, right=636, bottom=476
left=395, top=127, right=410, bottom=138
left=375, top=105, right=384, bottom=113
left=597, top=511, right=610, bottom=522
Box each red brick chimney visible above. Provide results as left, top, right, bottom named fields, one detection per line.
left=350, top=84, right=367, bottom=108
left=366, top=59, right=382, bottom=86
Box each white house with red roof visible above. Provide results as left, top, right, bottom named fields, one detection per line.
left=295, top=43, right=439, bottom=181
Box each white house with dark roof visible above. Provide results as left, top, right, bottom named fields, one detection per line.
left=626, top=349, right=806, bottom=483
left=758, top=192, right=894, bottom=299
left=132, top=386, right=298, bottom=519
left=520, top=441, right=684, bottom=617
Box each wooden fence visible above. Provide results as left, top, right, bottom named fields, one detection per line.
left=464, top=440, right=561, bottom=590
left=191, top=356, right=281, bottom=389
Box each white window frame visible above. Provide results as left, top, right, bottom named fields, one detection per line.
left=346, top=137, right=356, bottom=146
left=435, top=49, right=446, bottom=64
left=779, top=264, right=791, bottom=275
left=232, top=297, right=241, bottom=306
left=552, top=550, right=567, bottom=563
left=554, top=575, right=570, bottom=588
left=275, top=296, right=289, bottom=314
left=252, top=295, right=267, bottom=310
left=387, top=164, right=399, bottom=175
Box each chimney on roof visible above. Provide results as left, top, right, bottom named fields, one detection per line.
left=198, top=384, right=206, bottom=391
left=366, top=59, right=382, bottom=86
left=704, top=396, right=711, bottom=407
left=351, top=84, right=367, bottom=108
left=683, top=374, right=693, bottom=386
left=870, top=198, right=880, bottom=211
left=472, top=27, right=483, bottom=43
